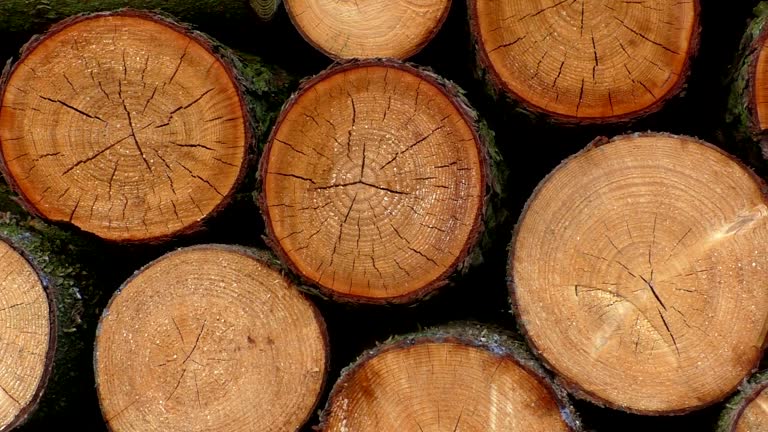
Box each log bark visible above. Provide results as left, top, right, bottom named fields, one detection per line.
left=94, top=244, right=329, bottom=431
left=717, top=370, right=768, bottom=432
left=257, top=58, right=505, bottom=304
left=0, top=10, right=291, bottom=243
left=0, top=0, right=265, bottom=34
left=509, top=132, right=768, bottom=414
left=0, top=191, right=105, bottom=430
left=467, top=0, right=701, bottom=124
left=317, top=323, right=582, bottom=431
left=283, top=0, right=451, bottom=59
left=727, top=2, right=768, bottom=166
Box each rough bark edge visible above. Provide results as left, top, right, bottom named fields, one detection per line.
left=717, top=369, right=768, bottom=431
left=0, top=233, right=57, bottom=432
left=283, top=0, right=452, bottom=61
left=93, top=243, right=330, bottom=432
left=256, top=58, right=503, bottom=305
left=0, top=203, right=104, bottom=429
left=727, top=2, right=768, bottom=163
left=506, top=131, right=768, bottom=415
left=0, top=9, right=257, bottom=244
left=0, top=0, right=263, bottom=34
left=315, top=322, right=583, bottom=431
left=467, top=0, right=701, bottom=125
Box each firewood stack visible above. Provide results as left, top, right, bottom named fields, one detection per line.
left=0, top=1, right=765, bottom=431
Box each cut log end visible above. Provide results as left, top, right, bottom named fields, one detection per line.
left=470, top=0, right=699, bottom=121
left=284, top=0, right=451, bottom=59
left=510, top=133, right=768, bottom=413
left=319, top=326, right=578, bottom=432
left=0, top=239, right=53, bottom=431
left=260, top=60, right=486, bottom=303
left=94, top=245, right=328, bottom=431
left=0, top=11, right=249, bottom=242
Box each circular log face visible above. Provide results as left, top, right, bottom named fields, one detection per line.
left=95, top=246, right=327, bottom=432
left=0, top=240, right=50, bottom=430
left=471, top=0, right=698, bottom=120
left=0, top=12, right=248, bottom=242
left=261, top=61, right=485, bottom=303
left=735, top=384, right=768, bottom=432
left=284, top=0, right=451, bottom=59
left=511, top=134, right=768, bottom=413
left=322, top=340, right=571, bottom=432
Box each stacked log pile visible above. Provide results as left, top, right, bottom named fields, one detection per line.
left=0, top=1, right=765, bottom=431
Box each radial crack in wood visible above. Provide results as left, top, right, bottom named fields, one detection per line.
left=285, top=0, right=451, bottom=59
left=510, top=133, right=768, bottom=414
left=469, top=0, right=700, bottom=122
left=259, top=59, right=487, bottom=304
left=0, top=11, right=250, bottom=242
left=318, top=325, right=581, bottom=431
left=94, top=245, right=328, bottom=432
left=0, top=240, right=52, bottom=432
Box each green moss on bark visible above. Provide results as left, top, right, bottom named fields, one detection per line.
left=0, top=185, right=106, bottom=430
left=727, top=2, right=768, bottom=168
left=717, top=370, right=768, bottom=432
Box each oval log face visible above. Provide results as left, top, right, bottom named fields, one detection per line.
left=511, top=134, right=768, bottom=413
left=95, top=245, right=328, bottom=432
left=260, top=60, right=486, bottom=303
left=0, top=11, right=248, bottom=242
left=285, top=0, right=451, bottom=59
left=0, top=240, right=51, bottom=431
left=471, top=0, right=698, bottom=121
left=322, top=337, right=573, bottom=432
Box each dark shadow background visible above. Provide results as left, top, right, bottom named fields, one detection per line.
left=0, top=0, right=766, bottom=430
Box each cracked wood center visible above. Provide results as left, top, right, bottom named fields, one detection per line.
left=471, top=0, right=699, bottom=120
left=0, top=240, right=51, bottom=431
left=510, top=134, right=768, bottom=413
left=0, top=11, right=248, bottom=242
left=260, top=60, right=485, bottom=303
left=95, top=245, right=328, bottom=432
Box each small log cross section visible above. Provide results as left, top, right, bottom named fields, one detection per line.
left=0, top=12, right=248, bottom=241
left=471, top=0, right=699, bottom=120
left=261, top=61, right=486, bottom=303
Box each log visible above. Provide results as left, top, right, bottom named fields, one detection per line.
left=468, top=0, right=700, bottom=123
left=94, top=244, right=328, bottom=431
left=0, top=204, right=105, bottom=430
left=0, top=10, right=291, bottom=243
left=0, top=233, right=54, bottom=431
left=257, top=59, right=499, bottom=304
left=317, top=323, right=582, bottom=431
left=283, top=0, right=451, bottom=59
left=728, top=2, right=768, bottom=164
left=0, top=1, right=264, bottom=34
left=717, top=370, right=768, bottom=432
left=509, top=133, right=768, bottom=414
left=250, top=0, right=282, bottom=21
